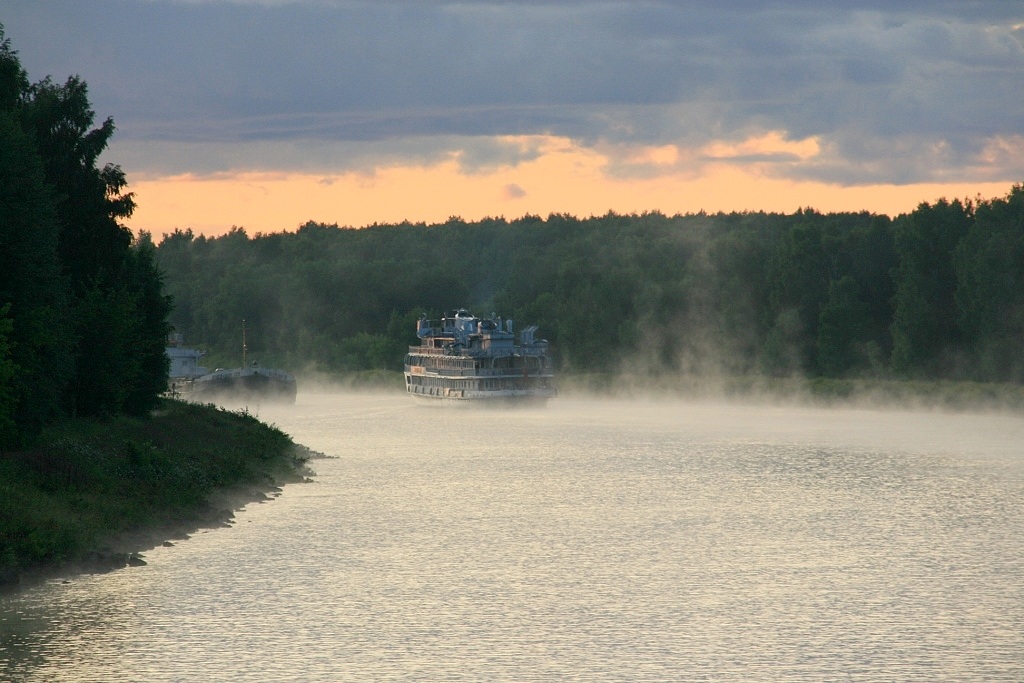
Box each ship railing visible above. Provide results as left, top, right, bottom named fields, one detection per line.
left=407, top=345, right=549, bottom=357
left=408, top=346, right=447, bottom=355
left=405, top=367, right=553, bottom=378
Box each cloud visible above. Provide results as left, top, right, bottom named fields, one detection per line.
left=3, top=0, right=1022, bottom=187
left=502, top=183, right=527, bottom=200
left=104, top=133, right=555, bottom=178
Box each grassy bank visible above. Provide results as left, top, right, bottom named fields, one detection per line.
left=0, top=398, right=314, bottom=589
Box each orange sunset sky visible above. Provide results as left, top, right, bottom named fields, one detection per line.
left=124, top=133, right=1018, bottom=239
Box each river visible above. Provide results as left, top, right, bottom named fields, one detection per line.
left=2, top=392, right=1023, bottom=681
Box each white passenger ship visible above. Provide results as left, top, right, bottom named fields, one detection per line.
left=404, top=310, right=556, bottom=404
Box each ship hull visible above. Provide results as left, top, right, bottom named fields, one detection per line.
left=188, top=367, right=297, bottom=404
left=405, top=383, right=556, bottom=405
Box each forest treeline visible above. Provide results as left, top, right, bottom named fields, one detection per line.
left=155, top=183, right=1024, bottom=386
left=0, top=28, right=170, bottom=448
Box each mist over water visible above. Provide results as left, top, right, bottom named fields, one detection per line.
left=3, top=392, right=1023, bottom=681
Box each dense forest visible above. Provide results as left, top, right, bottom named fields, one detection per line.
left=3, top=18, right=1020, bottom=436
left=155, top=184, right=1024, bottom=387
left=0, top=28, right=170, bottom=448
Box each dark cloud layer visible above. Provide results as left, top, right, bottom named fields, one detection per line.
left=4, top=0, right=1022, bottom=184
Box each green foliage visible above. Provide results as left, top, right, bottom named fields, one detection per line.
left=0, top=26, right=170, bottom=442
left=0, top=398, right=309, bottom=576
left=0, top=306, right=17, bottom=445
left=121, top=236, right=173, bottom=413
left=891, top=198, right=973, bottom=377
left=20, top=74, right=135, bottom=292
left=0, top=30, right=73, bottom=446
left=954, top=185, right=1024, bottom=381
left=765, top=212, right=829, bottom=371
left=817, top=276, right=872, bottom=376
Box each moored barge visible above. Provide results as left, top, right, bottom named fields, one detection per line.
left=167, top=322, right=297, bottom=405
left=189, top=364, right=297, bottom=404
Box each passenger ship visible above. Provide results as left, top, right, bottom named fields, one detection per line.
left=404, top=310, right=556, bottom=404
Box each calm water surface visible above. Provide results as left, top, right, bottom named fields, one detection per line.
left=2, top=393, right=1023, bottom=681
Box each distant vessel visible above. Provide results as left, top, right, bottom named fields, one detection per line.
left=404, top=309, right=556, bottom=404
left=171, top=322, right=297, bottom=405
left=189, top=363, right=297, bottom=405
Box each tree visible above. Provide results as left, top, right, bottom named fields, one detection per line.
left=0, top=28, right=73, bottom=445
left=703, top=214, right=773, bottom=375
left=840, top=216, right=896, bottom=366
left=0, top=305, right=17, bottom=446
left=21, top=75, right=134, bottom=292
left=0, top=26, right=169, bottom=425
left=954, top=186, right=1024, bottom=381
left=817, top=276, right=872, bottom=376
left=763, top=213, right=830, bottom=375
left=123, top=235, right=173, bottom=412
left=891, top=199, right=973, bottom=377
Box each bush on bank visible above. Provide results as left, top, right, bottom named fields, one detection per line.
left=0, top=398, right=311, bottom=587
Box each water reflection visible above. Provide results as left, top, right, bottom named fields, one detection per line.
left=3, top=394, right=1023, bottom=681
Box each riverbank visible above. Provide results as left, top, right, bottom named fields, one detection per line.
left=0, top=398, right=317, bottom=591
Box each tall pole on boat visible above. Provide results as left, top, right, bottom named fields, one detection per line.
left=242, top=319, right=248, bottom=367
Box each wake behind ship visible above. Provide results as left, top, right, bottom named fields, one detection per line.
left=404, top=310, right=556, bottom=404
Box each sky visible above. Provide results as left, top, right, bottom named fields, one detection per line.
left=3, top=0, right=1023, bottom=238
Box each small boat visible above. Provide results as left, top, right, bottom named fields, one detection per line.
left=404, top=309, right=556, bottom=405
